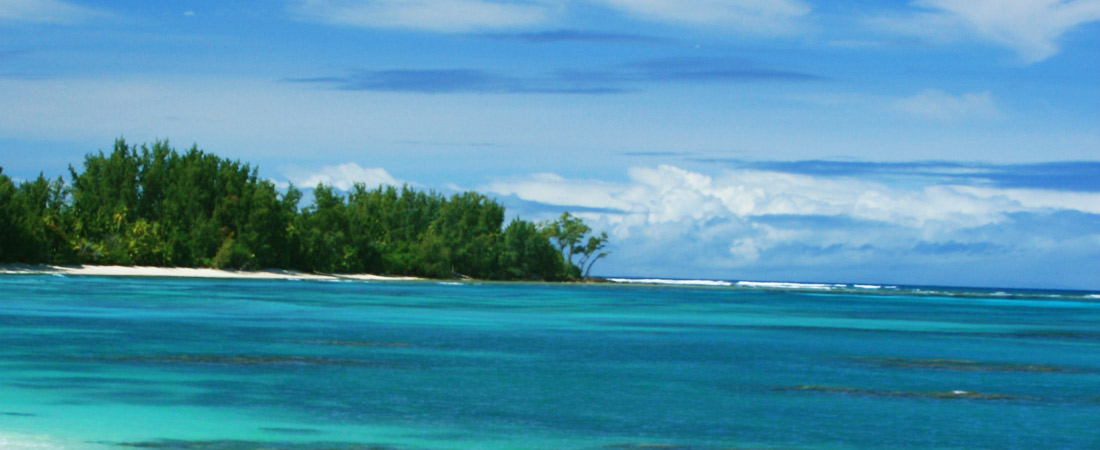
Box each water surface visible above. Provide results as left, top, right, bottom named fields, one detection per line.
left=1, top=275, right=1098, bottom=449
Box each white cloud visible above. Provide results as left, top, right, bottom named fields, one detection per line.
left=0, top=0, right=106, bottom=23
left=594, top=0, right=810, bottom=33
left=490, top=164, right=1062, bottom=229
left=289, top=0, right=808, bottom=34
left=484, top=164, right=1100, bottom=281
left=487, top=173, right=632, bottom=211
left=728, top=237, right=761, bottom=262
left=290, top=0, right=553, bottom=32
left=956, top=186, right=1100, bottom=214
left=875, top=0, right=1100, bottom=63
left=288, top=162, right=399, bottom=191
left=892, top=89, right=1001, bottom=120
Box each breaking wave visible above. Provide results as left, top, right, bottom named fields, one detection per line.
left=607, top=278, right=733, bottom=287
left=607, top=277, right=1099, bottom=301
left=736, top=281, right=846, bottom=290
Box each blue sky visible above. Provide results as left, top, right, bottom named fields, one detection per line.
left=2, top=0, right=1099, bottom=289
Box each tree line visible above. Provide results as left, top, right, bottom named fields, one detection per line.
left=0, top=139, right=608, bottom=280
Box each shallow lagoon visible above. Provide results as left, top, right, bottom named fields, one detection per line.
left=1, top=275, right=1099, bottom=449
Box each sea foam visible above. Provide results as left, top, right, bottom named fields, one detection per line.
left=0, top=432, right=87, bottom=450
left=607, top=278, right=733, bottom=287
left=736, top=281, right=845, bottom=290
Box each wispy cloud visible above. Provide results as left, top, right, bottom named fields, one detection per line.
left=287, top=57, right=821, bottom=94
left=718, top=160, right=1100, bottom=192
left=594, top=0, right=811, bottom=34
left=292, top=69, right=515, bottom=94
left=284, top=163, right=400, bottom=191
left=0, top=0, right=108, bottom=24
left=288, top=68, right=630, bottom=94
left=625, top=57, right=824, bottom=82
left=398, top=139, right=501, bottom=148
left=290, top=0, right=811, bottom=35
left=289, top=0, right=554, bottom=32
left=622, top=151, right=690, bottom=157
left=0, top=50, right=45, bottom=80
left=477, top=29, right=667, bottom=44
left=892, top=89, right=1001, bottom=120
left=0, top=72, right=45, bottom=80
left=489, top=173, right=632, bottom=211
left=872, top=0, right=1100, bottom=63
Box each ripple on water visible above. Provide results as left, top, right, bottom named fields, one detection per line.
left=294, top=340, right=413, bottom=348
left=106, top=440, right=403, bottom=450
left=85, top=354, right=410, bottom=368
left=603, top=443, right=800, bottom=450
left=853, top=356, right=1081, bottom=373
left=259, top=427, right=325, bottom=435
left=107, top=440, right=787, bottom=450
left=776, top=384, right=1031, bottom=401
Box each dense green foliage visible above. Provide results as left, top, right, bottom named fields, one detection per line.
left=0, top=140, right=608, bottom=280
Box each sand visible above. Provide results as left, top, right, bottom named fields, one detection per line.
left=0, top=264, right=420, bottom=282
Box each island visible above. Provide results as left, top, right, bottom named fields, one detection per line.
left=1, top=139, right=608, bottom=281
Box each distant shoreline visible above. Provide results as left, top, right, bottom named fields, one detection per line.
left=0, top=264, right=420, bottom=282
left=4, top=266, right=1097, bottom=297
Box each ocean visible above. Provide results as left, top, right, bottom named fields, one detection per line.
left=1, top=275, right=1098, bottom=449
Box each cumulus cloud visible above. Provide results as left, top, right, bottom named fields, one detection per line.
left=491, top=164, right=1076, bottom=228
left=287, top=162, right=400, bottom=191
left=485, top=164, right=1100, bottom=286
left=875, top=0, right=1100, bottom=63
left=290, top=0, right=553, bottom=32
left=0, top=0, right=107, bottom=23
left=892, top=89, right=1001, bottom=120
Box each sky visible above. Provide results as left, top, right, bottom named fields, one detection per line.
left=1, top=0, right=1099, bottom=289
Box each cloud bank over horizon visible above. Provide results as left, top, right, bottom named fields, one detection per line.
left=285, top=162, right=400, bottom=191
left=486, top=162, right=1100, bottom=289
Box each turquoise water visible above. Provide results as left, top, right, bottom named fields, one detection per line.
left=1, top=275, right=1099, bottom=449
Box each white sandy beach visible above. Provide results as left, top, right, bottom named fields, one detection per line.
left=0, top=264, right=420, bottom=282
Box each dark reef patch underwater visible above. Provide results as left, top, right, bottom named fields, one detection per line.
left=1, top=274, right=1099, bottom=449
left=850, top=356, right=1085, bottom=373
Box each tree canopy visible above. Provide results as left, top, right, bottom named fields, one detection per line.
left=544, top=212, right=610, bottom=279
left=0, top=139, right=609, bottom=281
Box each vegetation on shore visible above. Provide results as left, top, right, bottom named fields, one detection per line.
left=0, top=139, right=608, bottom=281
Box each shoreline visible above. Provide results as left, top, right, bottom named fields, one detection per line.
left=3, top=266, right=1097, bottom=296
left=0, top=264, right=420, bottom=282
